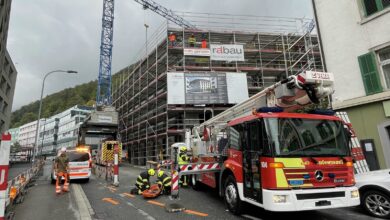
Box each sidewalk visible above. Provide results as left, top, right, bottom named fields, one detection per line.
left=12, top=161, right=91, bottom=220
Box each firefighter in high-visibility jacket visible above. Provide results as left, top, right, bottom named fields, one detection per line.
left=135, top=169, right=155, bottom=195
left=157, top=170, right=171, bottom=195
left=178, top=146, right=190, bottom=186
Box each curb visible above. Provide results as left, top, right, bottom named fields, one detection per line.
left=72, top=184, right=95, bottom=220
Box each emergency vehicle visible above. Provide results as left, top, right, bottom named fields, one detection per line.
left=172, top=71, right=360, bottom=214
left=51, top=146, right=92, bottom=183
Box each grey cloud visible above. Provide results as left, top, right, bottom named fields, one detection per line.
left=8, top=0, right=312, bottom=111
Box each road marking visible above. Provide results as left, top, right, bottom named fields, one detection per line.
left=184, top=209, right=209, bottom=217
left=241, top=214, right=262, bottom=220
left=147, top=200, right=165, bottom=207
left=102, top=198, right=119, bottom=205
left=122, top=193, right=135, bottom=198
left=126, top=202, right=156, bottom=220
left=72, top=184, right=94, bottom=220
left=105, top=186, right=117, bottom=192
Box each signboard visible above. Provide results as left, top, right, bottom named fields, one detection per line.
left=210, top=44, right=245, bottom=61
left=167, top=72, right=248, bottom=105
left=98, top=115, right=113, bottom=123
left=184, top=48, right=210, bottom=57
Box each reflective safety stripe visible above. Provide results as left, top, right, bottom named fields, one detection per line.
left=142, top=179, right=148, bottom=183
left=136, top=181, right=143, bottom=185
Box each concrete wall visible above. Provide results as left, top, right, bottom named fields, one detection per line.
left=314, top=0, right=390, bottom=101
left=344, top=101, right=390, bottom=169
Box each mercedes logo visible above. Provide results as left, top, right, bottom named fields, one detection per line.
left=315, top=170, right=324, bottom=182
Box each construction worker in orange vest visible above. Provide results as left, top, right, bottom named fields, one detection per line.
left=201, top=33, right=207, bottom=48
left=168, top=32, right=176, bottom=47
left=54, top=147, right=70, bottom=194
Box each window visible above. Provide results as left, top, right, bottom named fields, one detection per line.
left=358, top=52, right=382, bottom=95
left=362, top=0, right=390, bottom=16
left=378, top=47, right=390, bottom=89
left=228, top=124, right=243, bottom=150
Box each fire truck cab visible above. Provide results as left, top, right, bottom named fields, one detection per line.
left=212, top=111, right=360, bottom=214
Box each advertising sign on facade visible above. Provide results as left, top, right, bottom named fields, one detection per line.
left=167, top=72, right=248, bottom=105
left=184, top=48, right=211, bottom=57
left=210, top=44, right=245, bottom=61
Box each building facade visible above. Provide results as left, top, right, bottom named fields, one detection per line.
left=56, top=105, right=92, bottom=151
left=8, top=126, right=19, bottom=146
left=313, top=0, right=390, bottom=169
left=18, top=119, right=44, bottom=149
left=0, top=0, right=17, bottom=133
left=112, top=14, right=324, bottom=165
left=38, top=116, right=59, bottom=155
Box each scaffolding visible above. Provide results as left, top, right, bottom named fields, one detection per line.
left=112, top=12, right=324, bottom=165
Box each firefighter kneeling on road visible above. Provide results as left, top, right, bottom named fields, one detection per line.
left=135, top=168, right=155, bottom=195
left=157, top=170, right=171, bottom=195
left=55, top=147, right=69, bottom=194
left=178, top=146, right=190, bottom=187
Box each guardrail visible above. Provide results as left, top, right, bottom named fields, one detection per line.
left=5, top=159, right=45, bottom=219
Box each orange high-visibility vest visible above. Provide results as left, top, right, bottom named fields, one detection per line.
left=201, top=40, right=207, bottom=48
left=169, top=34, right=176, bottom=42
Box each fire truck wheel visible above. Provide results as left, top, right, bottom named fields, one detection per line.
left=362, top=190, right=390, bottom=219
left=224, top=175, right=242, bottom=215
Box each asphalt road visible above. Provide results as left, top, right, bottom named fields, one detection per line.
left=10, top=162, right=383, bottom=220
left=83, top=165, right=383, bottom=220
left=12, top=161, right=84, bottom=220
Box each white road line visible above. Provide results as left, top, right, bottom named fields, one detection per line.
left=72, top=184, right=95, bottom=220
left=241, top=214, right=263, bottom=220
left=126, top=202, right=156, bottom=220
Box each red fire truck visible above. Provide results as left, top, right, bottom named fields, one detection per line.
left=172, top=71, right=360, bottom=214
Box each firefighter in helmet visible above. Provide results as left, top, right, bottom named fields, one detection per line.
left=135, top=168, right=155, bottom=195
left=178, top=146, right=190, bottom=186
left=54, top=147, right=70, bottom=194
left=157, top=170, right=171, bottom=195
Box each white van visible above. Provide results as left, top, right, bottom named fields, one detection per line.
left=51, top=147, right=92, bottom=183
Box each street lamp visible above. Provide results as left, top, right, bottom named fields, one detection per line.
left=32, top=70, right=78, bottom=163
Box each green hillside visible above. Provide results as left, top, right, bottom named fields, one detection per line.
left=10, top=71, right=126, bottom=128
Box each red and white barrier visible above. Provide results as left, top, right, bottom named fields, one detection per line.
left=113, top=144, right=119, bottom=186
left=0, top=133, right=11, bottom=220
left=180, top=163, right=220, bottom=172
left=171, top=170, right=179, bottom=198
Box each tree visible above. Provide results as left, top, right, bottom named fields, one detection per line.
left=11, top=141, right=22, bottom=153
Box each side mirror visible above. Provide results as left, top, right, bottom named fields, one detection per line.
left=343, top=128, right=352, bottom=148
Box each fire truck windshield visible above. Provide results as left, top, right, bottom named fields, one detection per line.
left=265, top=118, right=350, bottom=157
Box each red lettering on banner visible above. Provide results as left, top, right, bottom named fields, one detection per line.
left=0, top=165, right=9, bottom=190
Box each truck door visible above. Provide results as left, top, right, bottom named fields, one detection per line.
left=243, top=119, right=263, bottom=203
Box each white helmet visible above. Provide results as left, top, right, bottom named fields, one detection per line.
left=61, top=147, right=67, bottom=152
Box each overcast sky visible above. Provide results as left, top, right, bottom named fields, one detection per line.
left=7, top=0, right=313, bottom=111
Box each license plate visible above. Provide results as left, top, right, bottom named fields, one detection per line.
left=315, top=200, right=331, bottom=206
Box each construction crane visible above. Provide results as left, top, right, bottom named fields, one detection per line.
left=133, top=0, right=197, bottom=29
left=96, top=0, right=195, bottom=106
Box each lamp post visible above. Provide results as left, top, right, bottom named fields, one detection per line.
left=32, top=70, right=77, bottom=163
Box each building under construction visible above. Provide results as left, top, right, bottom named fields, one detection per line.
left=112, top=13, right=324, bottom=165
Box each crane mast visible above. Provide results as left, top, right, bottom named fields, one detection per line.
left=97, top=0, right=115, bottom=106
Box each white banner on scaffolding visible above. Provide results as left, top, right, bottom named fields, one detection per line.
left=167, top=72, right=248, bottom=105
left=210, top=44, right=245, bottom=61
left=184, top=48, right=210, bottom=57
